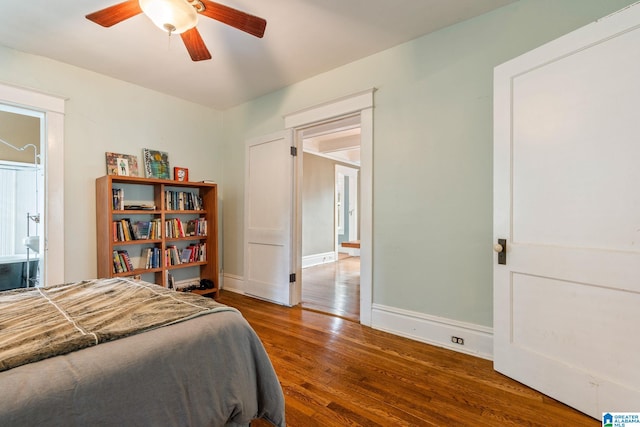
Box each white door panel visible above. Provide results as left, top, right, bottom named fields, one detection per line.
left=511, top=36, right=640, bottom=251
left=494, top=5, right=640, bottom=418
left=245, top=131, right=294, bottom=305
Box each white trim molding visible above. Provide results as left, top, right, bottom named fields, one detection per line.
left=302, top=251, right=336, bottom=269
left=284, top=89, right=375, bottom=130
left=0, top=82, right=65, bottom=286
left=222, top=273, right=245, bottom=294
left=371, top=303, right=493, bottom=360
left=285, top=88, right=375, bottom=326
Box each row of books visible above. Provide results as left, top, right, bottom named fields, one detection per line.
left=165, top=243, right=207, bottom=266
left=165, top=190, right=203, bottom=211
left=116, top=244, right=207, bottom=273
left=165, top=218, right=207, bottom=238
left=139, top=247, right=163, bottom=269
left=113, top=188, right=201, bottom=212
left=113, top=218, right=162, bottom=242
left=113, top=250, right=135, bottom=273
left=112, top=188, right=155, bottom=211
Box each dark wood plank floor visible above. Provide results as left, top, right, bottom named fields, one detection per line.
left=217, top=291, right=597, bottom=427
left=301, top=255, right=359, bottom=322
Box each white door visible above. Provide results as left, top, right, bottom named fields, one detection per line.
left=494, top=6, right=640, bottom=418
left=244, top=131, right=294, bottom=305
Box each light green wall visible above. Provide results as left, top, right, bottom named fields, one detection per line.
left=0, top=0, right=633, bottom=327
left=0, top=45, right=223, bottom=282
left=302, top=153, right=335, bottom=257
left=221, top=0, right=636, bottom=327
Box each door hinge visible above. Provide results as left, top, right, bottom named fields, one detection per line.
left=290, top=146, right=297, bottom=156
left=289, top=273, right=296, bottom=283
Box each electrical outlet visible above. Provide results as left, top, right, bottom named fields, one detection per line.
left=451, top=336, right=464, bottom=345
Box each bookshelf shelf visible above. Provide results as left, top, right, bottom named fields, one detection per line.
left=165, top=210, right=208, bottom=214
left=113, top=239, right=162, bottom=246
left=96, top=175, right=219, bottom=298
left=113, top=210, right=160, bottom=215
left=166, top=261, right=207, bottom=270
left=166, top=236, right=207, bottom=242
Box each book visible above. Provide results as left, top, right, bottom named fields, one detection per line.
left=180, top=248, right=193, bottom=263
left=112, top=188, right=124, bottom=210
left=140, top=248, right=151, bottom=269
left=124, top=204, right=156, bottom=211
left=105, top=152, right=139, bottom=177
left=165, top=245, right=180, bottom=266
left=118, top=250, right=134, bottom=272
left=143, top=148, right=170, bottom=179
left=133, top=221, right=151, bottom=240
left=113, top=250, right=122, bottom=273
left=186, top=220, right=196, bottom=236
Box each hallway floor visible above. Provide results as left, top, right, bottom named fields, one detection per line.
left=301, top=255, right=360, bottom=322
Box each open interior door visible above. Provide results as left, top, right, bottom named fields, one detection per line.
left=493, top=5, right=640, bottom=418
left=244, top=131, right=294, bottom=305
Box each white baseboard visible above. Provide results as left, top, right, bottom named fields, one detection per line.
left=221, top=274, right=493, bottom=360
left=302, top=251, right=336, bottom=268
left=371, top=303, right=493, bottom=360
left=339, top=248, right=360, bottom=257
left=221, top=273, right=245, bottom=293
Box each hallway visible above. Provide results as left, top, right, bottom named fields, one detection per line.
left=301, top=255, right=360, bottom=322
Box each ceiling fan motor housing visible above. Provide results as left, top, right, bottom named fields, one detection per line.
left=139, top=0, right=199, bottom=34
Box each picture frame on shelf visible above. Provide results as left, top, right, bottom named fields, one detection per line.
left=143, top=148, right=170, bottom=179
left=105, top=152, right=139, bottom=177
left=174, top=167, right=189, bottom=182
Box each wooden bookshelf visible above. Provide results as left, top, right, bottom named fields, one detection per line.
left=96, top=175, right=219, bottom=298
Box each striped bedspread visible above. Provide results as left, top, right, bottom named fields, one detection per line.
left=0, top=278, right=234, bottom=372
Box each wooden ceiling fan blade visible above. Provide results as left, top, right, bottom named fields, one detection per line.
left=86, top=0, right=143, bottom=27
left=181, top=28, right=212, bottom=61
left=199, top=0, right=266, bottom=38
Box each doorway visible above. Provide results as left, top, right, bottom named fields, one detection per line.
left=0, top=82, right=66, bottom=286
left=283, top=88, right=374, bottom=325
left=0, top=106, right=44, bottom=290
left=299, top=116, right=361, bottom=321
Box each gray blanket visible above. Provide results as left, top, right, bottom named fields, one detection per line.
left=0, top=279, right=285, bottom=426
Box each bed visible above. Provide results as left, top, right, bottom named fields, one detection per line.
left=0, top=278, right=285, bottom=427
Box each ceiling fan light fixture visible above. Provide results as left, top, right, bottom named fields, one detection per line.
left=139, top=0, right=198, bottom=34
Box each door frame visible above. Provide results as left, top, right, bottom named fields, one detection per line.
left=0, top=83, right=65, bottom=285
left=285, top=89, right=374, bottom=325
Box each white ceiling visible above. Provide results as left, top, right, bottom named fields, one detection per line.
left=0, top=0, right=515, bottom=109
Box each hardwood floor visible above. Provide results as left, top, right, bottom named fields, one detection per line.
left=218, top=291, right=597, bottom=427
left=301, top=255, right=359, bottom=322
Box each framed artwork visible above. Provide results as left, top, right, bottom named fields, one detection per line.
left=143, top=148, right=170, bottom=179
left=105, top=152, right=139, bottom=176
left=174, top=167, right=189, bottom=182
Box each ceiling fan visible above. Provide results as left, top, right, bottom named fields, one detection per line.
left=86, top=0, right=266, bottom=61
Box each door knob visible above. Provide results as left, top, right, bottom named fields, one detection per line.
left=495, top=239, right=506, bottom=265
